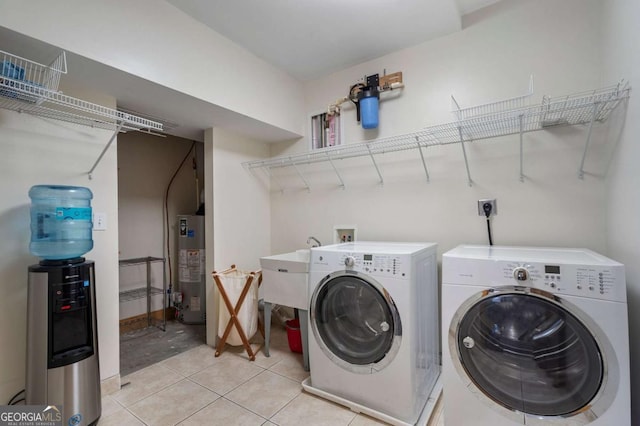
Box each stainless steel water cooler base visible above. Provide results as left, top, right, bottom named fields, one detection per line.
left=27, top=260, right=101, bottom=426
left=26, top=355, right=102, bottom=425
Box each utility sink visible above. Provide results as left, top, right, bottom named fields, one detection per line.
left=260, top=249, right=310, bottom=274
left=260, top=249, right=312, bottom=371
left=260, top=249, right=310, bottom=310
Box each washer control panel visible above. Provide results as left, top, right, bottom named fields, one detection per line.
left=328, top=252, right=408, bottom=278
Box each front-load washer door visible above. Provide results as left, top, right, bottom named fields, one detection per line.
left=450, top=286, right=617, bottom=425
left=310, top=270, right=401, bottom=374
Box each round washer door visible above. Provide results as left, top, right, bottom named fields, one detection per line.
left=450, top=286, right=618, bottom=424
left=310, top=270, right=401, bottom=374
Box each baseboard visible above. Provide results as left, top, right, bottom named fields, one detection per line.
left=119, top=308, right=175, bottom=333
left=101, top=374, right=120, bottom=396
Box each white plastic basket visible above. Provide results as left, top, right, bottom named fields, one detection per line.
left=0, top=49, right=67, bottom=103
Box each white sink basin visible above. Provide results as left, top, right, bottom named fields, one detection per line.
left=260, top=249, right=310, bottom=309
left=260, top=249, right=310, bottom=273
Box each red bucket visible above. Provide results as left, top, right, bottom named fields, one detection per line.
left=285, top=318, right=303, bottom=353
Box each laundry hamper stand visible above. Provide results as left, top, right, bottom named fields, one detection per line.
left=212, top=265, right=264, bottom=360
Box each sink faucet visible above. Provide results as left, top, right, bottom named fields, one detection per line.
left=307, top=236, right=321, bottom=247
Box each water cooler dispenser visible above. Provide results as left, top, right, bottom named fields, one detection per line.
left=26, top=185, right=101, bottom=426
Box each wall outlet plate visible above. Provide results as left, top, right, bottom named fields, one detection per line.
left=477, top=199, right=497, bottom=217
left=334, top=225, right=357, bottom=244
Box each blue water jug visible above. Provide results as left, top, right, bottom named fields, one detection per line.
left=29, top=185, right=94, bottom=260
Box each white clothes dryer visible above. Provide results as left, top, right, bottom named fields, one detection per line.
left=442, top=245, right=630, bottom=426
left=306, top=242, right=440, bottom=425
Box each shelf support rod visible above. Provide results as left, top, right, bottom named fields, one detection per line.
left=458, top=127, right=473, bottom=186
left=519, top=114, right=525, bottom=182
left=578, top=102, right=601, bottom=179
left=292, top=161, right=311, bottom=192
left=88, top=122, right=123, bottom=180
left=366, top=144, right=384, bottom=186
left=326, top=152, right=345, bottom=189
left=415, top=136, right=430, bottom=183
left=146, top=258, right=151, bottom=327
left=263, top=166, right=284, bottom=194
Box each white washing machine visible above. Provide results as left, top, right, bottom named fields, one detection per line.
left=442, top=245, right=630, bottom=426
left=305, top=242, right=440, bottom=426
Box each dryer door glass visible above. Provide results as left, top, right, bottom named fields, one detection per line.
left=457, top=293, right=603, bottom=416
left=314, top=275, right=397, bottom=365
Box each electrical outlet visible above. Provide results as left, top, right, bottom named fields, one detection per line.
left=477, top=199, right=497, bottom=217
left=94, top=212, right=107, bottom=231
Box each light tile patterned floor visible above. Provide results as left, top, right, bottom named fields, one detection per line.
left=101, top=326, right=443, bottom=426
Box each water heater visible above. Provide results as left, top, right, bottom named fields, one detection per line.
left=177, top=215, right=206, bottom=324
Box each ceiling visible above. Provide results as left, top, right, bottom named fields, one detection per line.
left=0, top=0, right=500, bottom=142
left=166, top=0, right=501, bottom=81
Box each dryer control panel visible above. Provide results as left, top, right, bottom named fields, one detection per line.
left=443, top=246, right=627, bottom=303
left=495, top=261, right=625, bottom=302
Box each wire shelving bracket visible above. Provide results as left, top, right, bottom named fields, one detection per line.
left=242, top=79, right=630, bottom=190
left=0, top=49, right=163, bottom=179
left=326, top=151, right=346, bottom=189
left=366, top=143, right=384, bottom=186
left=415, top=135, right=430, bottom=183
left=292, top=161, right=311, bottom=192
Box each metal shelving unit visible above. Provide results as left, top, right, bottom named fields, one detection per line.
left=0, top=49, right=163, bottom=179
left=119, top=256, right=167, bottom=331
left=244, top=80, right=630, bottom=189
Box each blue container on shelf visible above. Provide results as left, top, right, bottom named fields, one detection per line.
left=359, top=89, right=379, bottom=129
left=29, top=185, right=94, bottom=260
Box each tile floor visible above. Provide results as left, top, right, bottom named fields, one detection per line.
left=120, top=321, right=207, bottom=377
left=102, top=325, right=444, bottom=426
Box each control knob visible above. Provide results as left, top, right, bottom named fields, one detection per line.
left=513, top=267, right=529, bottom=282
left=344, top=256, right=355, bottom=268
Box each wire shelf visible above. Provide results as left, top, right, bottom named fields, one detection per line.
left=0, top=80, right=163, bottom=132
left=243, top=81, right=630, bottom=188
left=451, top=75, right=534, bottom=120
left=0, top=48, right=162, bottom=137
left=0, top=48, right=164, bottom=179
left=539, top=83, right=628, bottom=127
left=0, top=49, right=66, bottom=105
left=247, top=130, right=437, bottom=170
left=119, top=256, right=166, bottom=266
left=119, top=256, right=166, bottom=330
left=119, top=286, right=165, bottom=303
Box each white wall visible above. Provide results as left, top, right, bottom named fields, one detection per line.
left=602, top=0, right=640, bottom=422
left=0, top=89, right=120, bottom=402
left=0, top=0, right=305, bottom=137
left=117, top=132, right=203, bottom=319
left=211, top=128, right=271, bottom=271
left=270, top=0, right=610, bottom=259
left=204, top=127, right=271, bottom=345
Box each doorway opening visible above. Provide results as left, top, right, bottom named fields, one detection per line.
left=117, top=131, right=206, bottom=376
